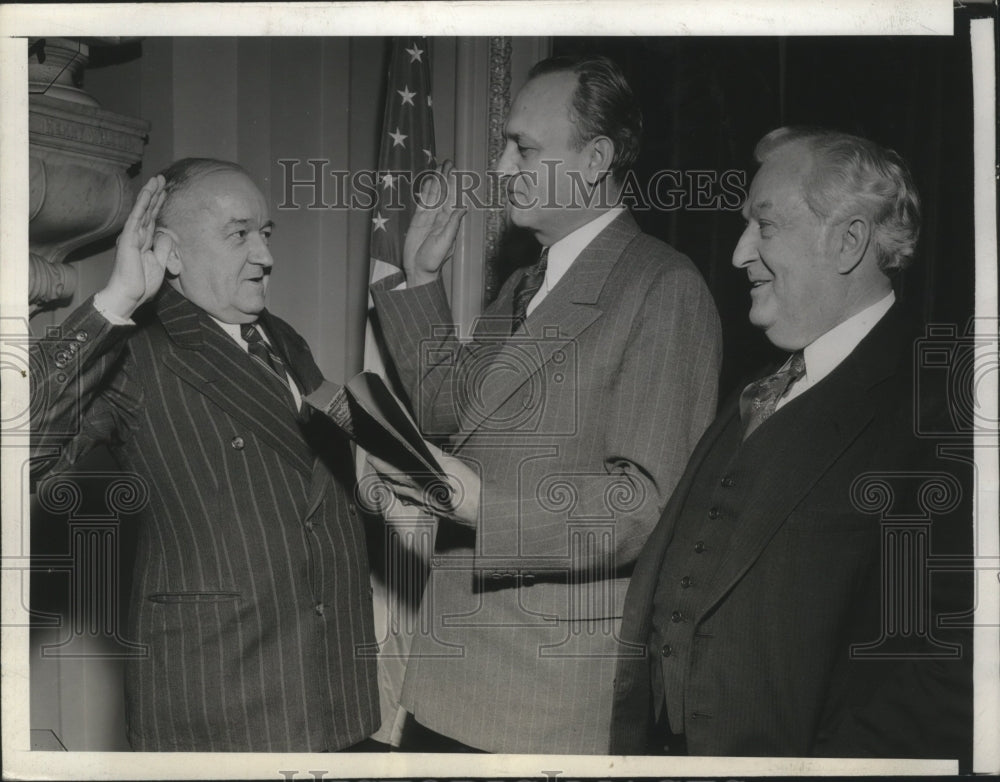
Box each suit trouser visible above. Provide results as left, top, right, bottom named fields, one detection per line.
left=395, top=713, right=487, bottom=753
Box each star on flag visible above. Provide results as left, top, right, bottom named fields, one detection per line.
left=404, top=43, right=423, bottom=63
left=389, top=127, right=407, bottom=147
left=397, top=85, right=416, bottom=106
left=372, top=213, right=388, bottom=232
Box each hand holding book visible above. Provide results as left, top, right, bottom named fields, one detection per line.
left=366, top=448, right=480, bottom=527
left=305, top=371, right=480, bottom=525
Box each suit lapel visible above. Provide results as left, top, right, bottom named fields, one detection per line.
left=154, top=288, right=314, bottom=477
left=695, top=309, right=904, bottom=619
left=451, top=212, right=641, bottom=451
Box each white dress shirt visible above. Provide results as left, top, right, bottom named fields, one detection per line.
left=775, top=290, right=895, bottom=411
left=526, top=207, right=626, bottom=317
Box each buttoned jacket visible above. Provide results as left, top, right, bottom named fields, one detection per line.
left=31, top=286, right=380, bottom=751
left=372, top=211, right=723, bottom=753
left=609, top=307, right=973, bottom=766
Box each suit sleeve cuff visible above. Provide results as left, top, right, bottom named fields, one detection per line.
left=369, top=270, right=408, bottom=294
left=92, top=291, right=137, bottom=326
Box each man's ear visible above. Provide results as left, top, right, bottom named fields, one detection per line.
left=157, top=227, right=183, bottom=277
left=585, top=136, right=614, bottom=185
left=836, top=215, right=872, bottom=274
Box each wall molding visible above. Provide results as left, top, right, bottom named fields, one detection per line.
left=483, top=36, right=512, bottom=304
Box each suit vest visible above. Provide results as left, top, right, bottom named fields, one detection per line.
left=648, top=390, right=816, bottom=735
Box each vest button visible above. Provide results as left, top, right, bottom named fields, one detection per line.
left=708, top=507, right=721, bottom=519
left=721, top=475, right=736, bottom=488
left=671, top=610, right=683, bottom=623
left=661, top=644, right=673, bottom=657
left=304, top=520, right=314, bottom=532
left=694, top=540, right=706, bottom=553
left=680, top=576, right=692, bottom=588
left=231, top=436, right=245, bottom=450
left=314, top=602, right=325, bottom=616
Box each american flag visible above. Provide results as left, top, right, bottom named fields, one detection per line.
left=361, top=40, right=438, bottom=744
left=359, top=37, right=437, bottom=454
left=367, top=37, right=436, bottom=301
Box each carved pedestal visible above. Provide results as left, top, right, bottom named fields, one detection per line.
left=28, top=38, right=149, bottom=311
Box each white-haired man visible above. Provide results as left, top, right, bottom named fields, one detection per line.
left=610, top=127, right=972, bottom=767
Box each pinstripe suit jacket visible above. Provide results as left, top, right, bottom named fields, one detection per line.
left=372, top=211, right=722, bottom=753
left=609, top=307, right=973, bottom=766
left=31, top=286, right=380, bottom=751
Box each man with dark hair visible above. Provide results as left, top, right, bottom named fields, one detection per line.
left=610, top=127, right=973, bottom=766
left=31, top=161, right=380, bottom=751
left=368, top=55, right=722, bottom=753
left=523, top=54, right=642, bottom=187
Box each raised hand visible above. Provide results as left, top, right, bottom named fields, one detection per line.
left=100, top=175, right=172, bottom=319
left=402, top=160, right=468, bottom=287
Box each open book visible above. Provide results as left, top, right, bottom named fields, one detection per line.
left=304, top=371, right=446, bottom=484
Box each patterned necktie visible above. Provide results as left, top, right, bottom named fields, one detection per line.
left=511, top=247, right=549, bottom=334
left=739, top=351, right=806, bottom=440
left=240, top=322, right=296, bottom=410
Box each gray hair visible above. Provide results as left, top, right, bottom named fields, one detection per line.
left=156, top=157, right=249, bottom=228
left=754, top=127, right=921, bottom=273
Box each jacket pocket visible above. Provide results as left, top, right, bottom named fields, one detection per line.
left=147, top=591, right=241, bottom=604
left=518, top=577, right=630, bottom=622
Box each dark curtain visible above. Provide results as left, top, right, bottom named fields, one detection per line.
left=535, top=20, right=977, bottom=401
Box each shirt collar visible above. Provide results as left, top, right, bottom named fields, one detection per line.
left=802, top=290, right=895, bottom=386
left=544, top=207, right=626, bottom=291
left=209, top=316, right=268, bottom=347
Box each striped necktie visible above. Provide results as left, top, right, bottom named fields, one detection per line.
left=240, top=322, right=296, bottom=410
left=739, top=351, right=806, bottom=440
left=511, top=247, right=549, bottom=334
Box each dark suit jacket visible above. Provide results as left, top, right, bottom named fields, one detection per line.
left=609, top=306, right=973, bottom=766
left=31, top=286, right=380, bottom=751
left=372, top=211, right=723, bottom=753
